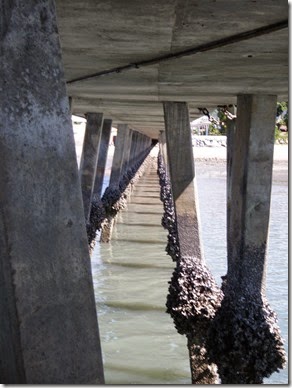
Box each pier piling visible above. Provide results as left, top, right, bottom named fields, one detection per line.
left=0, top=1, right=104, bottom=383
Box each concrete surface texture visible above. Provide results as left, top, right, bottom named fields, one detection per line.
left=0, top=1, right=104, bottom=383
left=80, top=113, right=104, bottom=220
left=164, top=102, right=203, bottom=259
left=55, top=0, right=288, bottom=139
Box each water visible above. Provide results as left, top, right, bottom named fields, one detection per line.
left=91, top=156, right=288, bottom=384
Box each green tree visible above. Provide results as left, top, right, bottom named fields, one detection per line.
left=216, top=109, right=228, bottom=135
left=276, top=101, right=288, bottom=128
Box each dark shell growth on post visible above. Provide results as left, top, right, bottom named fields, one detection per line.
left=207, top=292, right=286, bottom=384
left=157, top=150, right=286, bottom=384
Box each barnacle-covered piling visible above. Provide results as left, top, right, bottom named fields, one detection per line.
left=159, top=146, right=286, bottom=383
left=157, top=151, right=223, bottom=384
left=207, top=283, right=286, bottom=383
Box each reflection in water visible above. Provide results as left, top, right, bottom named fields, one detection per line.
left=91, top=161, right=288, bottom=384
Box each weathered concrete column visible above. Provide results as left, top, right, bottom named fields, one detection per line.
left=226, top=105, right=237, bottom=262
left=163, top=102, right=222, bottom=384
left=68, top=96, right=74, bottom=114
left=122, top=128, right=133, bottom=175
left=208, top=94, right=286, bottom=383
left=79, top=113, right=104, bottom=221
left=129, top=131, right=138, bottom=167
left=164, top=102, right=203, bottom=259
left=148, top=137, right=152, bottom=148
left=0, top=1, right=104, bottom=384
left=109, top=124, right=130, bottom=187
left=100, top=124, right=130, bottom=242
left=159, top=130, right=169, bottom=177
left=92, top=119, right=112, bottom=200
left=138, top=133, right=145, bottom=160
left=134, top=132, right=141, bottom=162
left=142, top=134, right=150, bottom=158
left=228, top=95, right=276, bottom=295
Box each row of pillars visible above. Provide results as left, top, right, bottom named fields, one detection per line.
left=1, top=0, right=153, bottom=382
left=160, top=96, right=274, bottom=289
left=159, top=98, right=286, bottom=383
left=77, top=112, right=153, bottom=247
left=78, top=113, right=152, bottom=224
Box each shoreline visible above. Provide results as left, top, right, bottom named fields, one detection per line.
left=194, top=144, right=288, bottom=184
left=73, top=124, right=288, bottom=183
left=73, top=122, right=288, bottom=164
left=193, top=144, right=288, bottom=163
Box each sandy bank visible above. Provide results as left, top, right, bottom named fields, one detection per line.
left=193, top=144, right=288, bottom=185
left=193, top=144, right=288, bottom=163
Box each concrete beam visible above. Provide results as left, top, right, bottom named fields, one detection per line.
left=79, top=113, right=104, bottom=221
left=55, top=1, right=287, bottom=138
left=92, top=118, right=112, bottom=200
left=0, top=1, right=104, bottom=383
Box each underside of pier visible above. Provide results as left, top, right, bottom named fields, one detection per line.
left=57, top=0, right=288, bottom=138
left=0, top=0, right=288, bottom=384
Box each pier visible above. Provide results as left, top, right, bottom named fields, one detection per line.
left=0, top=0, right=288, bottom=384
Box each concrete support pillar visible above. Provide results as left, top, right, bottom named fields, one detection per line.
left=139, top=133, right=144, bottom=158
left=148, top=137, right=152, bottom=148
left=129, top=131, right=138, bottom=167
left=134, top=132, right=141, bottom=162
left=79, top=113, right=104, bottom=221
left=144, top=135, right=149, bottom=153
left=0, top=1, right=104, bottom=383
left=226, top=105, right=237, bottom=262
left=68, top=96, right=74, bottom=114
left=228, top=95, right=276, bottom=295
left=135, top=132, right=140, bottom=163
left=163, top=102, right=203, bottom=259
left=92, top=119, right=112, bottom=200
left=159, top=130, right=168, bottom=175
left=100, top=124, right=130, bottom=242
left=143, top=134, right=149, bottom=156
left=109, top=124, right=130, bottom=187
left=122, top=128, right=133, bottom=175
left=208, top=94, right=286, bottom=383
left=163, top=102, right=221, bottom=384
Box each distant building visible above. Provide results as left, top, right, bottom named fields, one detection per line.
left=277, top=124, right=288, bottom=132
left=191, top=116, right=211, bottom=135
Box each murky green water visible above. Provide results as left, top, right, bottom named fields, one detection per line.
left=91, top=158, right=288, bottom=384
